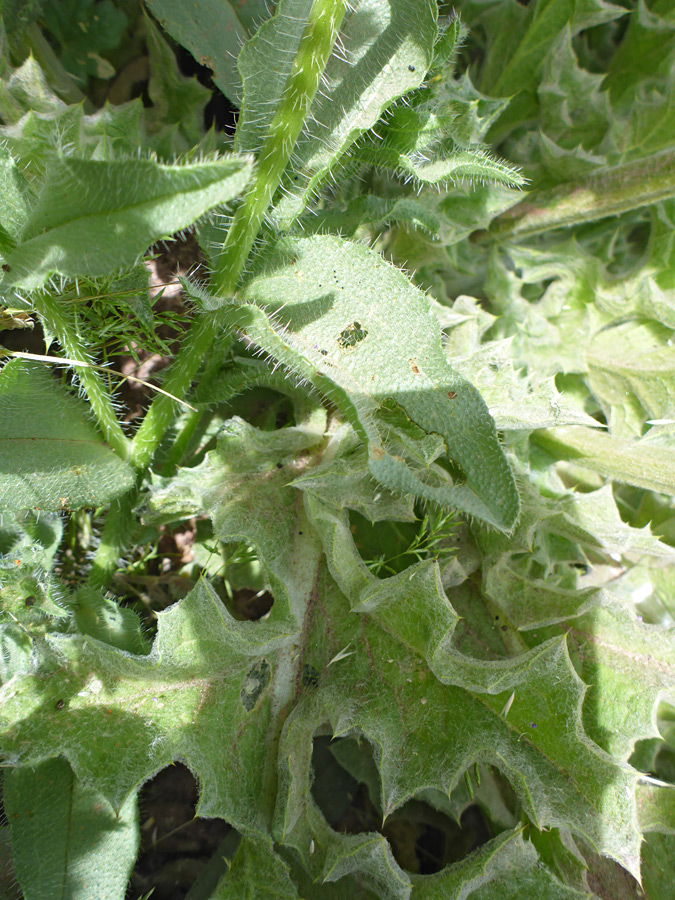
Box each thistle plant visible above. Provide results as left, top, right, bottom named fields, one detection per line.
left=1, top=0, right=675, bottom=898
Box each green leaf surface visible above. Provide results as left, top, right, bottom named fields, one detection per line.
left=604, top=0, right=675, bottom=108
left=532, top=426, right=675, bottom=496
left=144, top=0, right=248, bottom=105
left=642, top=832, right=675, bottom=900
left=228, top=234, right=519, bottom=530
left=4, top=758, right=139, bottom=900
left=212, top=836, right=300, bottom=899
left=0, top=154, right=253, bottom=290
left=0, top=360, right=134, bottom=512
left=586, top=319, right=675, bottom=438
left=533, top=597, right=675, bottom=761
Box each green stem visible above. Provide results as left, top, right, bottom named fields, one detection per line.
left=34, top=294, right=131, bottom=460
left=159, top=334, right=234, bottom=474
left=88, top=491, right=138, bottom=591
left=482, top=149, right=675, bottom=241
left=89, top=0, right=347, bottom=590
left=129, top=311, right=224, bottom=471
left=212, top=0, right=348, bottom=296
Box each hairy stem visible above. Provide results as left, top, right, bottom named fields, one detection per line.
left=159, top=334, right=234, bottom=474
left=129, top=311, right=224, bottom=471
left=89, top=0, right=347, bottom=589
left=212, top=0, right=348, bottom=296
left=481, top=150, right=675, bottom=241
left=88, top=491, right=138, bottom=591
left=34, top=293, right=131, bottom=460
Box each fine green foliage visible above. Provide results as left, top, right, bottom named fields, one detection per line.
left=1, top=0, right=675, bottom=898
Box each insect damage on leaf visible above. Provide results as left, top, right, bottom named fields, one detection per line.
left=338, top=320, right=369, bottom=350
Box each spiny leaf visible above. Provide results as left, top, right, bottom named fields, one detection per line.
left=225, top=234, right=520, bottom=531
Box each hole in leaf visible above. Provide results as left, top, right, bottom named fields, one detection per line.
left=337, top=321, right=369, bottom=350
left=310, top=736, right=495, bottom=875
left=349, top=506, right=458, bottom=578
left=230, top=587, right=274, bottom=621
left=173, top=43, right=239, bottom=135
left=129, top=764, right=230, bottom=900
left=226, top=387, right=296, bottom=430
left=383, top=800, right=491, bottom=874
left=311, top=735, right=381, bottom=835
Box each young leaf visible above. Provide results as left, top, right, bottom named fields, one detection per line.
left=230, top=235, right=520, bottom=531
left=0, top=154, right=253, bottom=290
left=0, top=360, right=134, bottom=512
left=231, top=0, right=440, bottom=230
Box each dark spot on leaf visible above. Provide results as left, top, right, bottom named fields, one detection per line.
left=410, top=359, right=420, bottom=375
left=320, top=349, right=328, bottom=356
left=276, top=462, right=283, bottom=469
left=1, top=264, right=10, bottom=272
left=55, top=699, right=65, bottom=710
left=408, top=65, right=416, bottom=72
left=338, top=321, right=368, bottom=350
left=240, top=658, right=271, bottom=711
left=24, top=596, right=35, bottom=607
left=302, top=664, right=320, bottom=688
left=447, top=391, right=457, bottom=400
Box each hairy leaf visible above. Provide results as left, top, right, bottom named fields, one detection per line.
left=4, top=758, right=139, bottom=900
left=0, top=154, right=252, bottom=290
left=225, top=235, right=520, bottom=530
left=0, top=360, right=134, bottom=512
